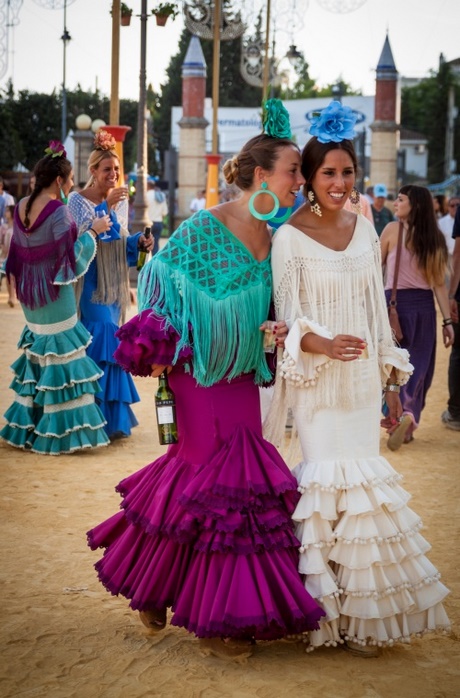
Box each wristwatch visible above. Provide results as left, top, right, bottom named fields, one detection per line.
left=384, top=383, right=400, bottom=393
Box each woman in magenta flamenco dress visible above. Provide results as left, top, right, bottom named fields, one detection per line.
left=87, top=103, right=325, bottom=654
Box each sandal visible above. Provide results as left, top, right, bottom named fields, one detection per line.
left=387, top=415, right=413, bottom=452
left=139, top=608, right=167, bottom=631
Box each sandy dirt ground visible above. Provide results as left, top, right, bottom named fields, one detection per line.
left=0, top=290, right=459, bottom=698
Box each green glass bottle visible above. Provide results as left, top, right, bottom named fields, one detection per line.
left=137, top=226, right=151, bottom=271
left=155, top=370, right=178, bottom=445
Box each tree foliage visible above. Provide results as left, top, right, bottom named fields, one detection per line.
left=0, top=82, right=140, bottom=173
left=401, top=59, right=460, bottom=183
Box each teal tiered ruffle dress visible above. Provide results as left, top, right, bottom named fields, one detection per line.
left=1, top=226, right=109, bottom=455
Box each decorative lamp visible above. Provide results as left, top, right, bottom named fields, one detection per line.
left=75, top=113, right=92, bottom=130
left=91, top=119, right=107, bottom=133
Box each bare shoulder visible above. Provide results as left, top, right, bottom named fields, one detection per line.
left=208, top=201, right=232, bottom=227
left=18, top=196, right=29, bottom=212
left=16, top=196, right=29, bottom=222
left=77, top=188, right=98, bottom=204
left=380, top=220, right=399, bottom=242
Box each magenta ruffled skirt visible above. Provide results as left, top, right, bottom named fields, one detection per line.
left=87, top=369, right=324, bottom=639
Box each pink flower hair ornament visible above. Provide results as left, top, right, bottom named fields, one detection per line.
left=93, top=130, right=117, bottom=152
left=44, top=140, right=67, bottom=158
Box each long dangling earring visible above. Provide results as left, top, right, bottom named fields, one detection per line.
left=248, top=182, right=280, bottom=221
left=59, top=185, right=68, bottom=205
left=307, top=189, right=322, bottom=217
left=349, top=186, right=361, bottom=214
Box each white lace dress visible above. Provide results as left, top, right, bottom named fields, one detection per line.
left=266, top=215, right=450, bottom=650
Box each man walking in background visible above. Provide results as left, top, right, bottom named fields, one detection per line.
left=146, top=180, right=168, bottom=256
left=371, top=183, right=394, bottom=236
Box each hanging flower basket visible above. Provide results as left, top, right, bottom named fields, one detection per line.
left=151, top=3, right=179, bottom=26
left=114, top=3, right=132, bottom=26
left=154, top=13, right=168, bottom=26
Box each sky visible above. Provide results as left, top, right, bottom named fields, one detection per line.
left=1, top=0, right=460, bottom=112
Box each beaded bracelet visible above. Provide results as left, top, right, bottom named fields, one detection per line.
left=384, top=383, right=400, bottom=393
left=442, top=318, right=453, bottom=327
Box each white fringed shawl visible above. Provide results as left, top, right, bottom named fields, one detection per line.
left=264, top=216, right=413, bottom=447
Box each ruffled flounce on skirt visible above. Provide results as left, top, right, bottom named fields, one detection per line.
left=83, top=318, right=139, bottom=439
left=293, top=453, right=450, bottom=649
left=88, top=372, right=325, bottom=640
left=0, top=322, right=109, bottom=454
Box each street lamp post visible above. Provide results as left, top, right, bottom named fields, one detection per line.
left=132, top=0, right=150, bottom=233
left=31, top=1, right=77, bottom=143
left=184, top=1, right=244, bottom=208
left=110, top=0, right=121, bottom=125
left=205, top=0, right=222, bottom=208
left=61, top=0, right=71, bottom=143
left=261, top=0, right=271, bottom=97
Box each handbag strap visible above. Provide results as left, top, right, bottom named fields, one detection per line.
left=389, top=222, right=404, bottom=307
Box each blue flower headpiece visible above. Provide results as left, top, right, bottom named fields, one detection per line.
left=309, top=100, right=357, bottom=144
left=262, top=98, right=292, bottom=139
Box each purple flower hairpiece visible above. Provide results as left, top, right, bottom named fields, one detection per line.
left=309, top=100, right=357, bottom=144
left=44, top=140, right=67, bottom=158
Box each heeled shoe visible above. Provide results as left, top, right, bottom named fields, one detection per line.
left=139, top=608, right=167, bottom=631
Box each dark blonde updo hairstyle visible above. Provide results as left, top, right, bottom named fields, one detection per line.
left=222, top=133, right=297, bottom=190
left=301, top=138, right=358, bottom=198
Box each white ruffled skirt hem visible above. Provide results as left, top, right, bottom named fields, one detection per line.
left=292, top=454, right=450, bottom=650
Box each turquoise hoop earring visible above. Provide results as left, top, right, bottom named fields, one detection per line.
left=270, top=207, right=293, bottom=225
left=59, top=186, right=68, bottom=205
left=248, top=182, right=280, bottom=221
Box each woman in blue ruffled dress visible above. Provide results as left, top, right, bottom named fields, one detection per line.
left=68, top=131, right=153, bottom=440
left=0, top=142, right=111, bottom=454
left=87, top=101, right=326, bottom=658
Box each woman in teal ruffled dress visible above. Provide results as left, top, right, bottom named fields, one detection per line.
left=0, top=142, right=111, bottom=455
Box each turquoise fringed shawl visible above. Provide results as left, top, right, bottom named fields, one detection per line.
left=137, top=210, right=273, bottom=387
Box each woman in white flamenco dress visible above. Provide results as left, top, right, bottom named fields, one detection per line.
left=265, top=101, right=450, bottom=655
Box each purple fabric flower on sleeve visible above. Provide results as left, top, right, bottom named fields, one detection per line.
left=114, top=309, right=192, bottom=377
left=309, top=100, right=357, bottom=143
